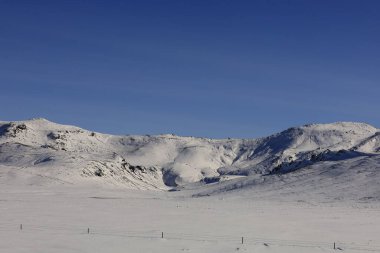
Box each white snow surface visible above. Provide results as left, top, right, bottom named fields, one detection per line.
left=0, top=118, right=379, bottom=194
left=1, top=118, right=380, bottom=252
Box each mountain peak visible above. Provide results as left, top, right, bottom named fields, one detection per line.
left=0, top=118, right=379, bottom=190
left=300, top=121, right=376, bottom=130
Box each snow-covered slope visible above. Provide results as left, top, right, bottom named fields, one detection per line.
left=0, top=118, right=379, bottom=198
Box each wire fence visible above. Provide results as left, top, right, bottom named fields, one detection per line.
left=1, top=222, right=380, bottom=252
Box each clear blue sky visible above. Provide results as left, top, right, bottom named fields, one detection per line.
left=1, top=0, right=379, bottom=138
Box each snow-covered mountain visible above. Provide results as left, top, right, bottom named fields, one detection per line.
left=0, top=118, right=379, bottom=199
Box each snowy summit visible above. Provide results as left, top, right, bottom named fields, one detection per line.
left=0, top=118, right=379, bottom=201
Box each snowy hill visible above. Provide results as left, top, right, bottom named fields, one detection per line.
left=0, top=118, right=379, bottom=199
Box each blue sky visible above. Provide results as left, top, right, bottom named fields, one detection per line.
left=1, top=0, right=379, bottom=138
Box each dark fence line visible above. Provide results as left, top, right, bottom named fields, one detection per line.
left=1, top=222, right=380, bottom=252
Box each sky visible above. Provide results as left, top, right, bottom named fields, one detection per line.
left=0, top=0, right=379, bottom=138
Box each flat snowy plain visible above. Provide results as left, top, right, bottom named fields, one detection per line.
left=1, top=119, right=380, bottom=252
left=1, top=174, right=380, bottom=253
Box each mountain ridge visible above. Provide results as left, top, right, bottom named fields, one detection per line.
left=0, top=118, right=379, bottom=200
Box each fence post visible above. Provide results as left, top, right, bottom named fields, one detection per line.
left=334, top=242, right=336, bottom=250
left=162, top=232, right=164, bottom=238
left=241, top=237, right=244, bottom=244
left=88, top=228, right=90, bottom=234
left=20, top=224, right=22, bottom=230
